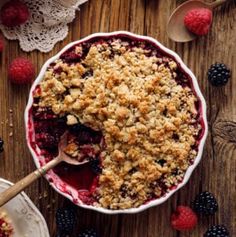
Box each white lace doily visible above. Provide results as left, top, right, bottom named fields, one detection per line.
left=0, top=0, right=88, bottom=52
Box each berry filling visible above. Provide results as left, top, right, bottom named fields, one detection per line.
left=29, top=35, right=204, bottom=209
left=31, top=105, right=102, bottom=204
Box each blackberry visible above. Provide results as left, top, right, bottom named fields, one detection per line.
left=193, top=191, right=218, bottom=215
left=69, top=123, right=102, bottom=144
left=208, top=63, right=230, bottom=86
left=89, top=158, right=102, bottom=174
left=0, top=138, right=3, bottom=153
left=35, top=133, right=58, bottom=149
left=204, top=225, right=230, bottom=237
left=156, top=159, right=166, bottom=167
left=82, top=68, right=93, bottom=79
left=68, top=122, right=84, bottom=133
left=56, top=206, right=77, bottom=236
left=78, top=229, right=99, bottom=237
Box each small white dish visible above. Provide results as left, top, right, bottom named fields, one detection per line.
left=0, top=178, right=50, bottom=237
left=25, top=31, right=208, bottom=214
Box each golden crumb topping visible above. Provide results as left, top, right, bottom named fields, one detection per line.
left=35, top=38, right=201, bottom=209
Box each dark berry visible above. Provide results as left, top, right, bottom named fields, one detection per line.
left=120, top=184, right=129, bottom=198
left=193, top=191, right=218, bottom=215
left=89, top=158, right=102, bottom=174
left=208, top=63, right=230, bottom=86
left=204, top=225, right=230, bottom=237
left=60, top=50, right=81, bottom=63
left=128, top=167, right=137, bottom=174
left=69, top=123, right=102, bottom=144
left=68, top=122, right=84, bottom=133
left=35, top=133, right=58, bottom=149
left=0, top=138, right=4, bottom=153
left=56, top=206, right=77, bottom=235
left=172, top=133, right=179, bottom=141
left=54, top=66, right=64, bottom=74
left=82, top=68, right=93, bottom=79
left=156, top=159, right=166, bottom=166
left=78, top=229, right=99, bottom=237
left=32, top=106, right=57, bottom=120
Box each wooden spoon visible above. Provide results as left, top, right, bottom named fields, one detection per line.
left=0, top=132, right=89, bottom=207
left=167, top=0, right=228, bottom=42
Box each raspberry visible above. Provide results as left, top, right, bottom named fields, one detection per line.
left=8, top=57, right=35, bottom=84
left=171, top=206, right=198, bottom=231
left=78, top=229, right=99, bottom=237
left=208, top=63, right=230, bottom=86
left=193, top=191, right=218, bottom=215
left=184, top=8, right=213, bottom=35
left=0, top=0, right=29, bottom=27
left=56, top=206, right=77, bottom=236
left=204, top=225, right=230, bottom=237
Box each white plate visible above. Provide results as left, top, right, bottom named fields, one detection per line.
left=0, top=178, right=50, bottom=237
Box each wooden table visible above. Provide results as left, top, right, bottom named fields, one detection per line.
left=0, top=0, right=235, bottom=236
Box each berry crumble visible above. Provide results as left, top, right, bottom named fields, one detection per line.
left=30, top=35, right=203, bottom=209
left=0, top=211, right=13, bottom=237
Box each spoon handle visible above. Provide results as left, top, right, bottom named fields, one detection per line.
left=0, top=156, right=61, bottom=207
left=210, top=0, right=228, bottom=9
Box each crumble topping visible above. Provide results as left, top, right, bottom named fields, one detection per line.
left=33, top=38, right=201, bottom=209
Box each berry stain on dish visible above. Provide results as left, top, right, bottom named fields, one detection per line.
left=26, top=32, right=207, bottom=212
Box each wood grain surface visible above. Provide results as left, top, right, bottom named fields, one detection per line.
left=0, top=0, right=235, bottom=236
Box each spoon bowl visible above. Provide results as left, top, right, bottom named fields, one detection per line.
left=167, top=0, right=228, bottom=42
left=58, top=132, right=89, bottom=165
left=0, top=132, right=89, bottom=207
